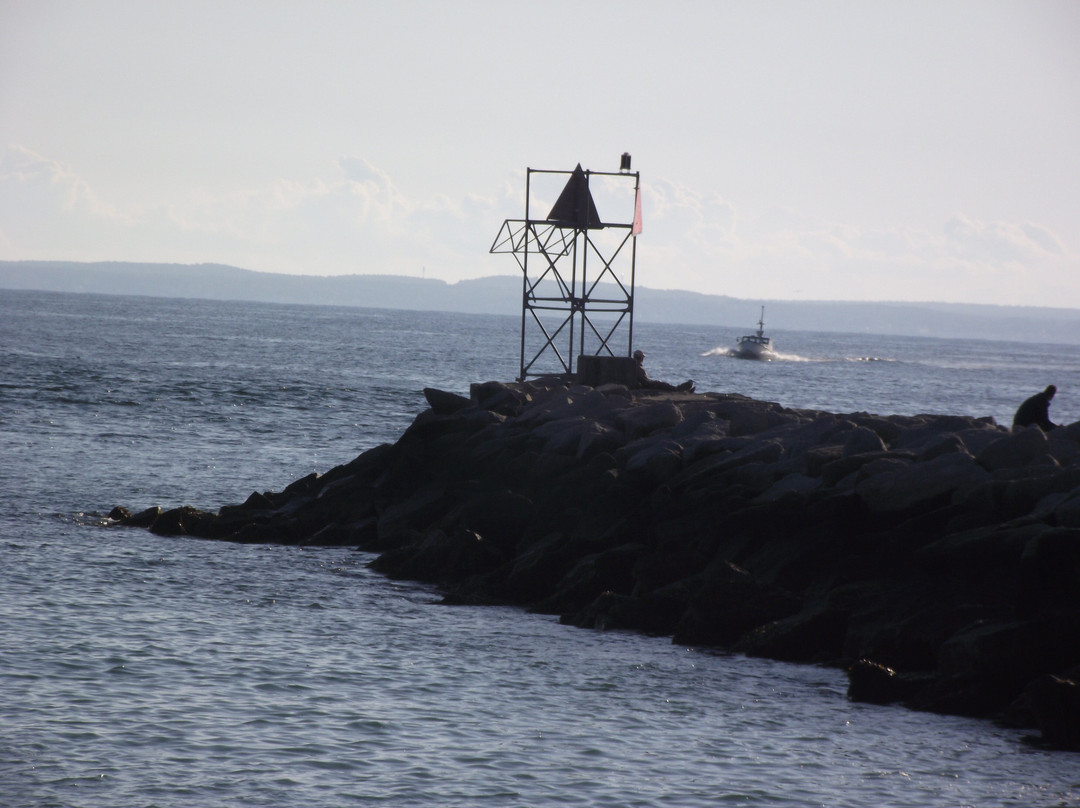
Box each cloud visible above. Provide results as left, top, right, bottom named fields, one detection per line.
left=641, top=198, right=1077, bottom=304
left=644, top=178, right=737, bottom=245
left=0, top=144, right=1076, bottom=306
left=0, top=144, right=133, bottom=228
left=338, top=156, right=388, bottom=186
left=0, top=146, right=499, bottom=278
left=944, top=213, right=1065, bottom=265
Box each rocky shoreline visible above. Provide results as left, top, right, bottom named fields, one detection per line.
left=110, top=378, right=1080, bottom=750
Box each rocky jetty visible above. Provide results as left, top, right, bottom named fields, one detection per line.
left=111, top=378, right=1080, bottom=750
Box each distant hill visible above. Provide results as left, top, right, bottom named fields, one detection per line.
left=3, top=260, right=1079, bottom=344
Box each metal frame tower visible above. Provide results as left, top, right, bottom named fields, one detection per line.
left=490, top=155, right=641, bottom=381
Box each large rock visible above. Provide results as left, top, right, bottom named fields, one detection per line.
left=976, top=426, right=1051, bottom=471
left=1026, top=674, right=1080, bottom=749
left=855, top=452, right=988, bottom=513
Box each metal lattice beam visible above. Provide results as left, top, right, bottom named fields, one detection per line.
left=490, top=161, right=640, bottom=381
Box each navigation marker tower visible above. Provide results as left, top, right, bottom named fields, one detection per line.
left=490, top=155, right=642, bottom=381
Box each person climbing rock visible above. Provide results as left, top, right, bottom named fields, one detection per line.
left=1013, top=384, right=1058, bottom=432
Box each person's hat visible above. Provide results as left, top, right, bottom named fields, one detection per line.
left=633, top=349, right=645, bottom=360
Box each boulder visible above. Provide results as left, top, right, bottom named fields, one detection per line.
left=470, top=380, right=532, bottom=415
left=372, top=526, right=505, bottom=583
left=734, top=606, right=850, bottom=663
left=423, top=387, right=471, bottom=414
left=576, top=421, right=627, bottom=459
left=148, top=506, right=220, bottom=538
left=534, top=416, right=597, bottom=455
left=1025, top=675, right=1080, bottom=749
left=855, top=452, right=988, bottom=514
left=819, top=451, right=912, bottom=487
left=673, top=560, right=802, bottom=647
left=1053, top=489, right=1080, bottom=528
left=119, top=506, right=162, bottom=528
left=843, top=426, right=887, bottom=456
left=503, top=532, right=578, bottom=603
left=847, top=658, right=928, bottom=705
left=537, top=543, right=645, bottom=614
left=916, top=433, right=969, bottom=462
left=376, top=483, right=450, bottom=544
left=935, top=617, right=1080, bottom=707
left=753, top=472, right=821, bottom=504
left=976, top=426, right=1051, bottom=471
left=615, top=401, right=683, bottom=438
left=562, top=590, right=685, bottom=634
left=617, top=437, right=684, bottom=484
left=1019, top=527, right=1080, bottom=612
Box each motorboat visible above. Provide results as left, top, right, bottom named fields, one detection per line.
left=734, top=306, right=773, bottom=359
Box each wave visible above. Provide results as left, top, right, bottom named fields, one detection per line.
left=701, top=347, right=817, bottom=363
left=702, top=346, right=901, bottom=365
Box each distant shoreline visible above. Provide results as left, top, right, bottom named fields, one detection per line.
left=3, top=259, right=1080, bottom=345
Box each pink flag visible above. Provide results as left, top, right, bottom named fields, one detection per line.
left=632, top=187, right=643, bottom=236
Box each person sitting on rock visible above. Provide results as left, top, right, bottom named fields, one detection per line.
left=632, top=350, right=694, bottom=393
left=1012, top=384, right=1058, bottom=432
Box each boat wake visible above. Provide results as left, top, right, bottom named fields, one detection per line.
left=702, top=347, right=814, bottom=362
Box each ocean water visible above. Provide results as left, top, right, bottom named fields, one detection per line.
left=1, top=289, right=1078, bottom=808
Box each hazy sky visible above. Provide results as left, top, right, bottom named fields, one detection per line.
left=3, top=1, right=1079, bottom=307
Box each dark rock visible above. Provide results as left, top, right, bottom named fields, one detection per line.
left=1054, top=490, right=1080, bottom=528
left=843, top=426, right=887, bottom=456
left=803, top=444, right=845, bottom=478
left=371, top=526, right=504, bottom=583
left=933, top=616, right=1080, bottom=712
left=735, top=605, right=850, bottom=663
left=617, top=437, right=684, bottom=484
left=470, top=380, right=530, bottom=415
left=562, top=590, right=684, bottom=634
left=855, top=452, right=988, bottom=514
left=819, top=451, right=913, bottom=487
left=537, top=543, right=644, bottom=614
left=847, top=658, right=928, bottom=705
left=283, top=472, right=322, bottom=497
left=916, top=433, right=969, bottom=462
left=148, top=506, right=219, bottom=537
left=615, top=401, right=683, bottom=438
left=457, top=489, right=536, bottom=552
left=376, top=483, right=451, bottom=545
left=238, top=490, right=276, bottom=510
left=424, top=387, right=471, bottom=414
left=673, top=560, right=801, bottom=647
left=576, top=421, right=626, bottom=459
left=976, top=426, right=1051, bottom=471
left=1019, top=528, right=1080, bottom=613
left=118, top=506, right=162, bottom=528
left=848, top=412, right=906, bottom=445
left=503, top=532, right=578, bottom=604
left=1026, top=675, right=1080, bottom=749
left=301, top=522, right=355, bottom=547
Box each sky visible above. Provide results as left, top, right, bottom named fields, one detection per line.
left=2, top=0, right=1079, bottom=308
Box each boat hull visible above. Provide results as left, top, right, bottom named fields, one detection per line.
left=735, top=336, right=773, bottom=359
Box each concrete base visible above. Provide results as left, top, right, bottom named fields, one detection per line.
left=576, top=355, right=637, bottom=388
